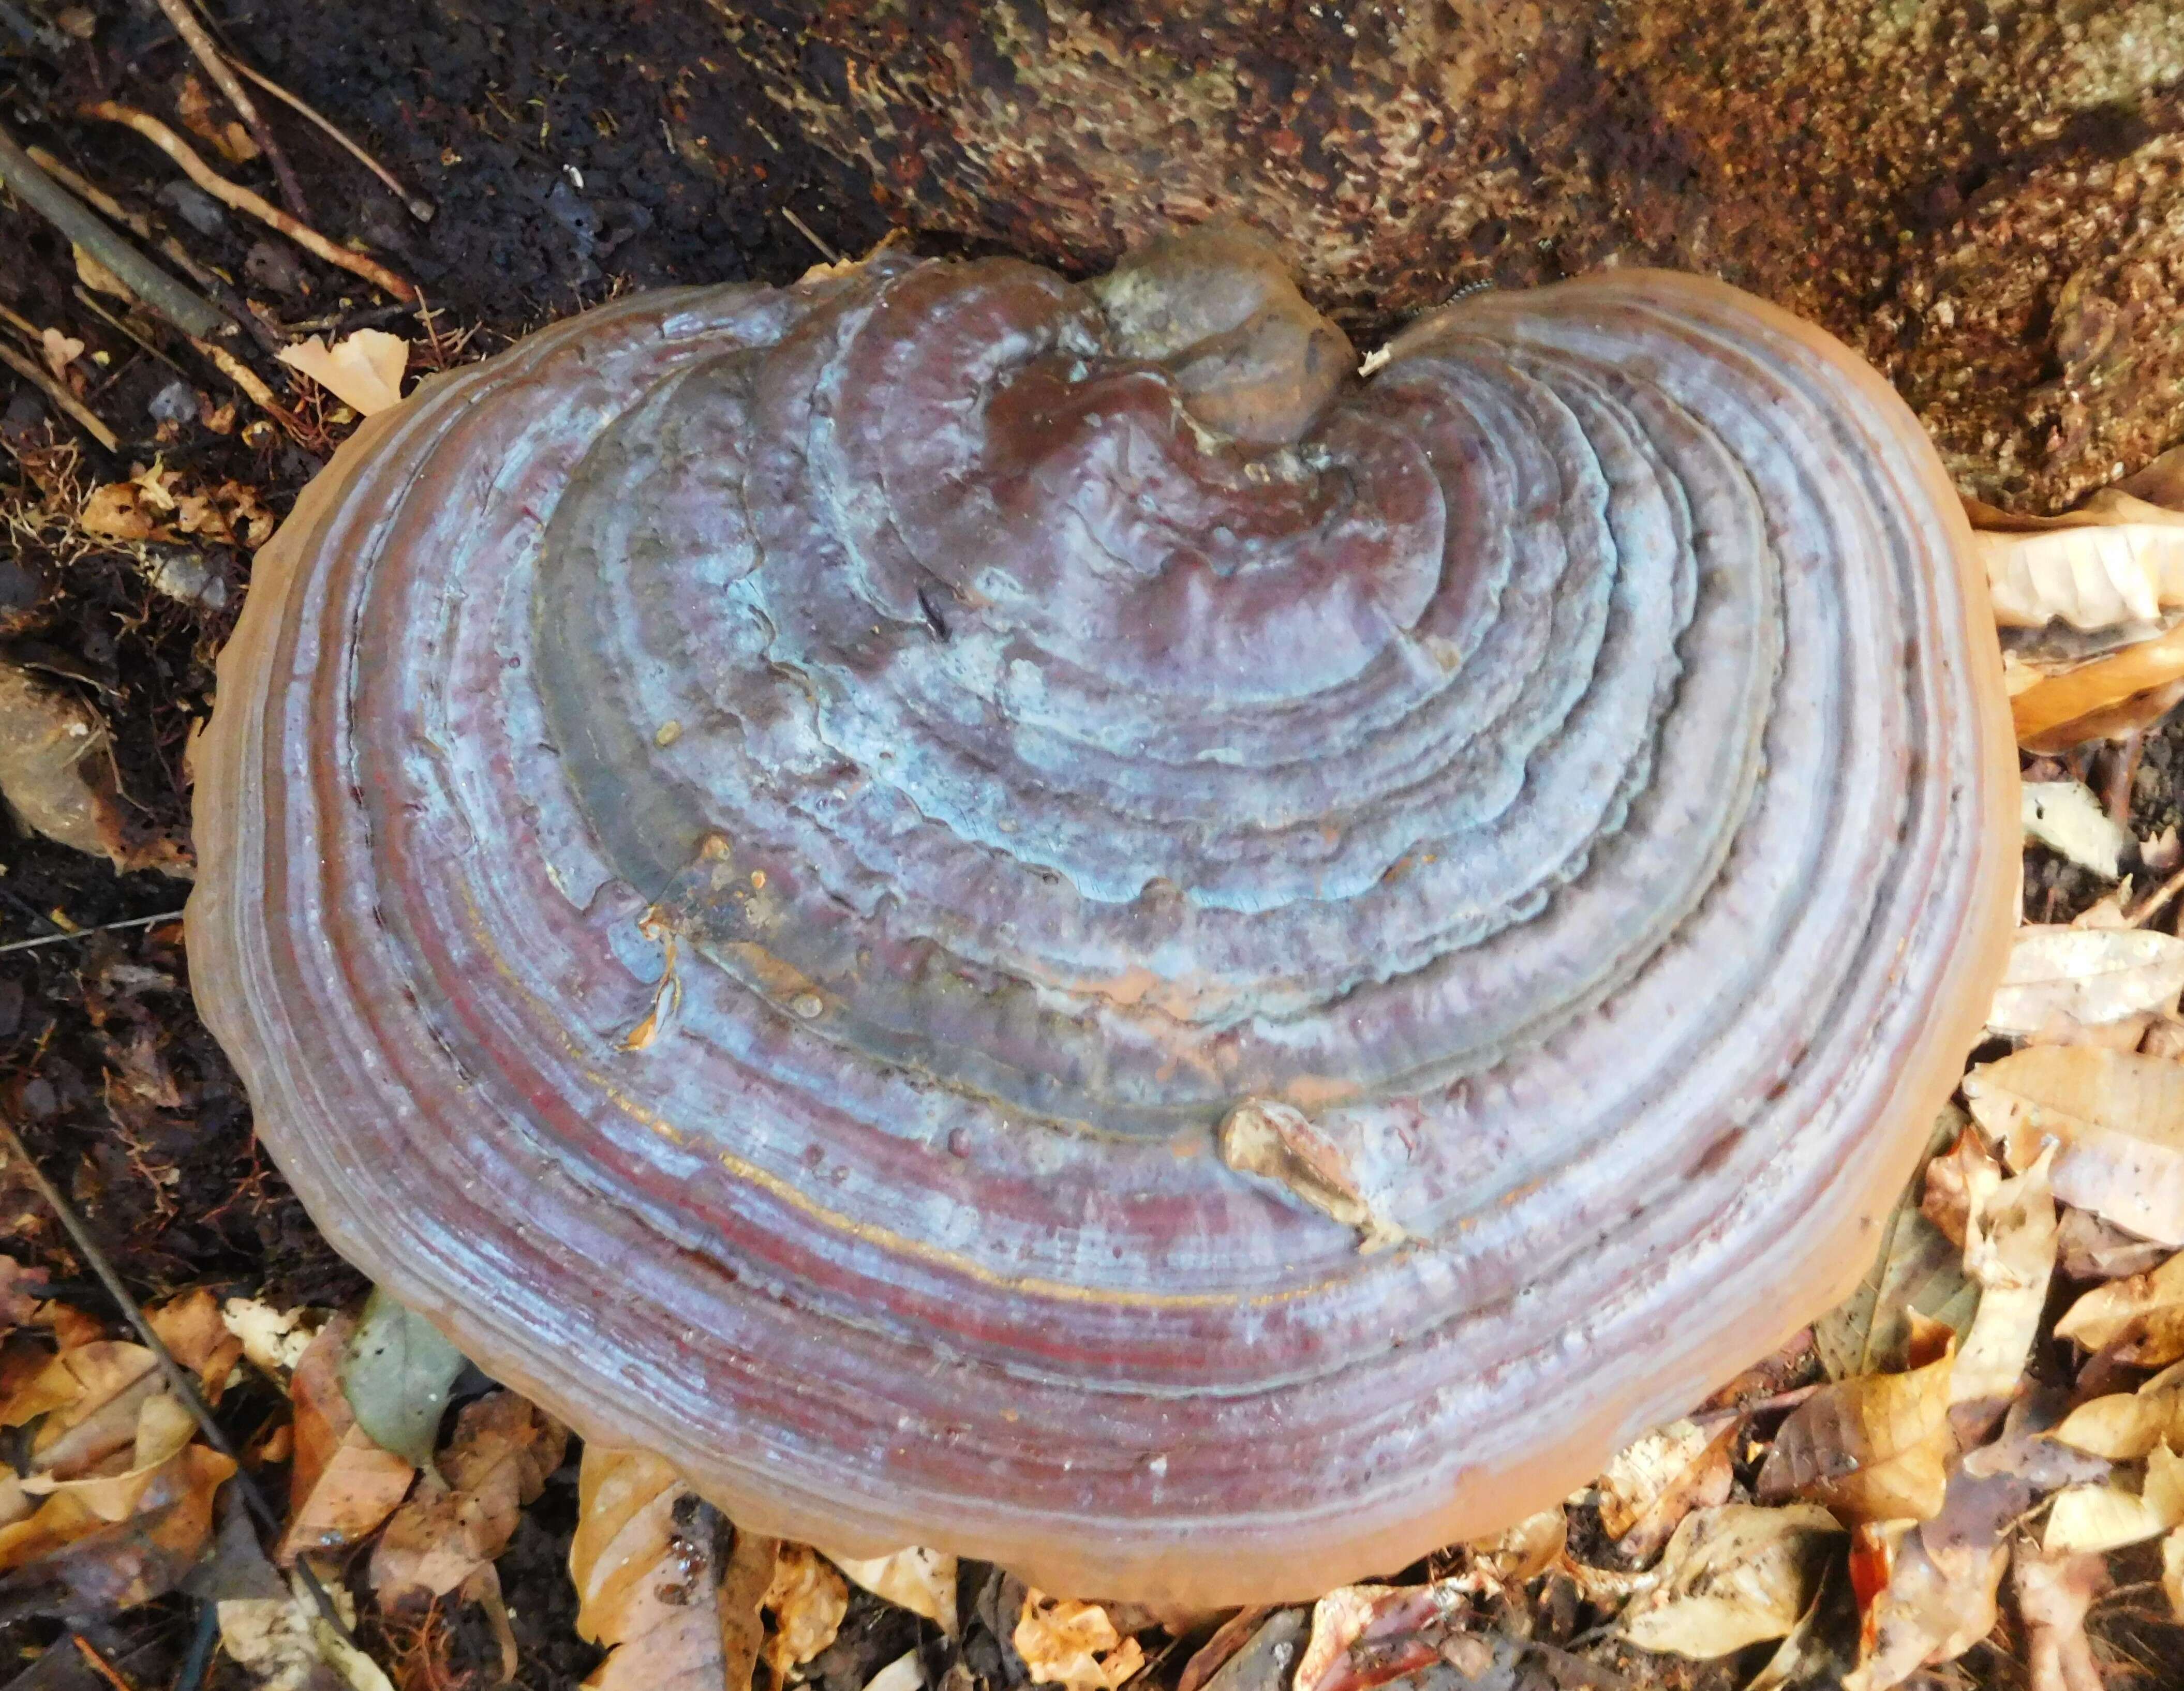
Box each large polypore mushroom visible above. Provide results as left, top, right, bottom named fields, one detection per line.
left=187, top=223, right=2015, bottom=1603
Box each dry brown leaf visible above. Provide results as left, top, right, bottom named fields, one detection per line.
left=2011, top=625, right=2184, bottom=750
left=38, top=329, right=83, bottom=381
left=762, top=1544, right=848, bottom=1679
left=2055, top=1248, right=2184, bottom=1367
left=2049, top=1358, right=2184, bottom=1459
left=277, top=1313, right=416, bottom=1565
left=150, top=1288, right=243, bottom=1401
left=0, top=663, right=152, bottom=873
left=2056, top=1207, right=2171, bottom=1280
left=1595, top=1420, right=1737, bottom=1560
left=1951, top=1146, right=2057, bottom=1411
left=1818, top=1114, right=1978, bottom=1379
left=1292, top=1581, right=1470, bottom=1691
left=2043, top=1443, right=2184, bottom=1552
left=277, top=331, right=409, bottom=417
left=1986, top=927, right=2184, bottom=1037
left=4, top=1340, right=164, bottom=1481
left=1015, top=1591, right=1147, bottom=1691
left=1975, top=491, right=2184, bottom=630
left=0, top=1440, right=232, bottom=1620
left=1757, top=1349, right=1956, bottom=1523
left=371, top=1393, right=568, bottom=1604
left=2013, top=1544, right=2107, bottom=1691
left=1617, top=1503, right=1843, bottom=1659
left=2023, top=781, right=2133, bottom=878
left=1963, top=1044, right=2184, bottom=1245
left=1471, top=1507, right=1566, bottom=1582
left=1176, top=1607, right=1279, bottom=1691
left=570, top=1443, right=774, bottom=1691
left=823, top=1545, right=956, bottom=1635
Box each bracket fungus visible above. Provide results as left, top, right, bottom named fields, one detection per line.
left=188, top=223, right=2016, bottom=1603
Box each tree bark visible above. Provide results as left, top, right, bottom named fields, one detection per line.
left=719, top=0, right=2184, bottom=513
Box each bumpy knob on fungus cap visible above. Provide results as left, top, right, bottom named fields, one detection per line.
left=187, top=223, right=2015, bottom=1603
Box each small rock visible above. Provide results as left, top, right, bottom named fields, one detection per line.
left=147, top=377, right=198, bottom=425
left=156, top=179, right=227, bottom=238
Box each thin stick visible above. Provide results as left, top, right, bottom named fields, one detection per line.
left=0, top=338, right=118, bottom=452
left=26, top=144, right=271, bottom=349
left=0, top=1110, right=361, bottom=1648
left=2131, top=860, right=2184, bottom=929
left=188, top=333, right=305, bottom=433
left=150, top=0, right=306, bottom=221
left=780, top=205, right=842, bottom=264
left=0, top=909, right=187, bottom=955
left=70, top=1636, right=137, bottom=1691
left=0, top=120, right=227, bottom=339
left=174, top=1604, right=220, bottom=1691
left=78, top=102, right=417, bottom=304
left=220, top=51, right=434, bottom=222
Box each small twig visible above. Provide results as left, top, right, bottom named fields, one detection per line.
left=71, top=1636, right=138, bottom=1691
left=174, top=1603, right=220, bottom=1691
left=188, top=333, right=306, bottom=435
left=1690, top=1381, right=1821, bottom=1427
left=78, top=101, right=418, bottom=303
left=0, top=908, right=187, bottom=955
left=2130, top=860, right=2184, bottom=929
left=0, top=1110, right=362, bottom=1649
left=150, top=0, right=306, bottom=221
left=0, top=119, right=227, bottom=339
left=219, top=50, right=434, bottom=222
left=0, top=338, right=118, bottom=452
left=779, top=205, right=842, bottom=264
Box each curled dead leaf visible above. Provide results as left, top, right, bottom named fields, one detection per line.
left=278, top=331, right=409, bottom=417
left=277, top=1313, right=416, bottom=1565
left=1014, top=1591, right=1147, bottom=1691
left=1758, top=1349, right=1956, bottom=1524
left=1617, top=1503, right=1844, bottom=1659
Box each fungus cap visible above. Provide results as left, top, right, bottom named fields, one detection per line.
left=187, top=227, right=2016, bottom=1603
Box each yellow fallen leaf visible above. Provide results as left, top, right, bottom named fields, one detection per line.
left=1592, top=1419, right=1737, bottom=1559
left=1757, top=1350, right=1956, bottom=1523
left=1952, top=1146, right=2057, bottom=1408
left=1963, top=1045, right=2184, bottom=1246
left=1015, top=1591, right=1146, bottom=1691
left=2055, top=1248, right=2184, bottom=1367
left=2048, top=1361, right=2184, bottom=1459
left=1618, top=1504, right=1843, bottom=1658
left=1985, top=927, right=2184, bottom=1038
left=2043, top=1443, right=2184, bottom=1553
left=2164, top=1525, right=2184, bottom=1622
left=278, top=329, right=410, bottom=416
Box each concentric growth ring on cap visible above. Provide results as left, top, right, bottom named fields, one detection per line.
left=188, top=236, right=2015, bottom=1603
